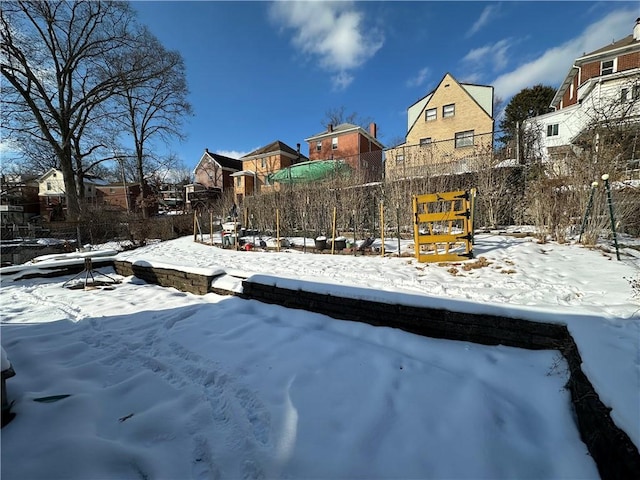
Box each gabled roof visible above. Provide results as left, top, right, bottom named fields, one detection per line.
left=194, top=150, right=243, bottom=173
left=304, top=123, right=385, bottom=149
left=581, top=34, right=636, bottom=59
left=551, top=24, right=640, bottom=109
left=241, top=140, right=306, bottom=160
left=406, top=72, right=493, bottom=135
left=36, top=167, right=105, bottom=185
left=306, top=123, right=361, bottom=139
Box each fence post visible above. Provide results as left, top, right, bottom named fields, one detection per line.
left=331, top=207, right=337, bottom=255
left=396, top=204, right=401, bottom=256
left=193, top=212, right=197, bottom=242
left=380, top=200, right=385, bottom=257
left=601, top=174, right=620, bottom=261
left=578, top=181, right=598, bottom=244
left=276, top=208, right=280, bottom=252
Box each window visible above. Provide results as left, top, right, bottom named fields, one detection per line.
left=601, top=59, right=614, bottom=76
left=621, top=88, right=629, bottom=102
left=316, top=141, right=322, bottom=152
left=546, top=124, right=559, bottom=137
left=443, top=104, right=455, bottom=118
left=425, top=108, right=436, bottom=121
left=46, top=182, right=52, bottom=191
left=396, top=154, right=405, bottom=164
left=569, top=83, right=574, bottom=100
left=420, top=137, right=432, bottom=146
left=261, top=158, right=266, bottom=168
left=633, top=85, right=640, bottom=100
left=236, top=176, right=241, bottom=187
left=332, top=137, right=338, bottom=150
left=454, top=130, right=474, bottom=148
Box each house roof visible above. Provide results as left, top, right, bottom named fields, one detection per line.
left=405, top=72, right=493, bottom=136
left=551, top=24, right=640, bottom=109
left=581, top=34, right=636, bottom=59
left=306, top=123, right=361, bottom=139
left=407, top=77, right=493, bottom=111
left=36, top=167, right=105, bottom=185
left=194, top=150, right=243, bottom=173
left=241, top=140, right=307, bottom=161
left=304, top=123, right=385, bottom=149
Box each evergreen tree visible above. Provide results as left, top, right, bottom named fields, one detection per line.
left=499, top=84, right=556, bottom=161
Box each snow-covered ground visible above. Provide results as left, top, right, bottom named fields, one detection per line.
left=1, top=232, right=638, bottom=479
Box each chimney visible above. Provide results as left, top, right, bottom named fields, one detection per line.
left=369, top=122, right=377, bottom=139
left=205, top=148, right=209, bottom=153
left=328, top=124, right=333, bottom=132
left=634, top=17, right=640, bottom=41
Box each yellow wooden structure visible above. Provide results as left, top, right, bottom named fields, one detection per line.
left=412, top=189, right=476, bottom=263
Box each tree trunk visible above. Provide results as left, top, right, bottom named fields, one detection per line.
left=58, top=148, right=81, bottom=219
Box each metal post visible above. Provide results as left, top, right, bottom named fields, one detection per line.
left=396, top=205, right=401, bottom=256
left=380, top=200, right=385, bottom=257
left=331, top=207, right=337, bottom=255
left=601, top=174, right=620, bottom=261
left=276, top=209, right=280, bottom=252
left=352, top=209, right=356, bottom=256
left=303, top=196, right=308, bottom=253
left=578, top=181, right=598, bottom=243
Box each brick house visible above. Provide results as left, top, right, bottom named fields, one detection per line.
left=524, top=18, right=640, bottom=169
left=385, top=72, right=494, bottom=180
left=95, top=183, right=141, bottom=213
left=233, top=141, right=307, bottom=204
left=304, top=123, right=384, bottom=182
left=187, top=149, right=243, bottom=210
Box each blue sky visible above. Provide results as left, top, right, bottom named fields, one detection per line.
left=24, top=1, right=640, bottom=172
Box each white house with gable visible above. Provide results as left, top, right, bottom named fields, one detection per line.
left=524, top=18, right=640, bottom=170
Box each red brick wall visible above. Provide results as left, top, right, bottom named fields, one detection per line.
left=618, top=52, right=640, bottom=71
left=307, top=132, right=383, bottom=181
left=308, top=131, right=361, bottom=161
left=581, top=61, right=601, bottom=84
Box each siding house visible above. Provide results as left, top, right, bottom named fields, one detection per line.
left=187, top=149, right=243, bottom=210
left=304, top=123, right=384, bottom=182
left=37, top=168, right=104, bottom=220
left=233, top=141, right=306, bottom=204
left=524, top=18, right=640, bottom=170
left=0, top=174, right=40, bottom=226
left=385, top=72, right=494, bottom=180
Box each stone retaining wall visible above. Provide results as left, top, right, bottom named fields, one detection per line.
left=241, top=279, right=640, bottom=480
left=113, top=260, right=216, bottom=295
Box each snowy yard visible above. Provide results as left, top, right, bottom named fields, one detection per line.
left=1, top=233, right=638, bottom=479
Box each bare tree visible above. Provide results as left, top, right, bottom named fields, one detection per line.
left=322, top=106, right=373, bottom=130
left=1, top=1, right=143, bottom=219
left=110, top=28, right=192, bottom=217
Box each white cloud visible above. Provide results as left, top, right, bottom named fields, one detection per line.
left=463, top=38, right=511, bottom=72
left=406, top=67, right=429, bottom=88
left=331, top=72, right=354, bottom=91
left=217, top=150, right=249, bottom=159
left=269, top=1, right=384, bottom=90
left=492, top=9, right=635, bottom=100
left=466, top=4, right=499, bottom=38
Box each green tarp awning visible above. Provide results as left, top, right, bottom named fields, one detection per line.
left=268, top=160, right=351, bottom=184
